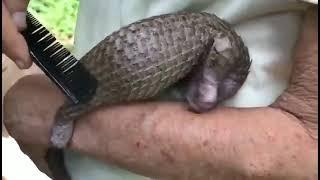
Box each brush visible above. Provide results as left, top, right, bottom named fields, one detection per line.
left=22, top=11, right=97, bottom=104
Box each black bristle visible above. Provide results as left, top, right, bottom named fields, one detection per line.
left=22, top=11, right=97, bottom=104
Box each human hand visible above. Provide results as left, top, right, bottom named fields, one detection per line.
left=3, top=6, right=318, bottom=180
left=2, top=0, right=32, bottom=69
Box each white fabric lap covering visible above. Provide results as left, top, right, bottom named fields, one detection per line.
left=65, top=0, right=310, bottom=179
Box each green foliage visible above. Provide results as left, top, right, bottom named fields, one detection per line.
left=28, top=0, right=79, bottom=48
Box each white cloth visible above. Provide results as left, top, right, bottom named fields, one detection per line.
left=65, top=0, right=310, bottom=179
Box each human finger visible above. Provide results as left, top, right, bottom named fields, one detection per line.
left=3, top=0, right=30, bottom=31
left=2, top=2, right=32, bottom=69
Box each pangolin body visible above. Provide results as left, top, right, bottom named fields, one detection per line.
left=47, top=12, right=251, bottom=180
left=80, top=12, right=250, bottom=106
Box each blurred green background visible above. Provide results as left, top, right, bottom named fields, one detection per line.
left=28, top=0, right=80, bottom=49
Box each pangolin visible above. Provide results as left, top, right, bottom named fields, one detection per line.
left=46, top=11, right=251, bottom=180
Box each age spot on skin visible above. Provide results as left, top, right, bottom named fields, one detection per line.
left=203, top=140, right=209, bottom=146
left=160, top=149, right=175, bottom=164
left=294, top=132, right=302, bottom=139
left=136, top=141, right=141, bottom=148
left=249, top=137, right=255, bottom=144
left=277, top=162, right=284, bottom=169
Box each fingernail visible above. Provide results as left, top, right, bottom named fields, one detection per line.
left=16, top=60, right=27, bottom=69
left=12, top=12, right=27, bottom=31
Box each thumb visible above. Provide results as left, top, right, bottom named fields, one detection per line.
left=2, top=1, right=32, bottom=69
left=4, top=0, right=30, bottom=31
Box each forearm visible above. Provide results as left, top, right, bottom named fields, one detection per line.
left=4, top=78, right=316, bottom=180
left=70, top=103, right=317, bottom=179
